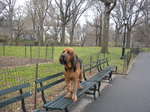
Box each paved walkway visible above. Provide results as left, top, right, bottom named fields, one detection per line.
left=82, top=53, right=150, bottom=112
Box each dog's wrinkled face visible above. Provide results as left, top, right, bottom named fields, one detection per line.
left=59, top=48, right=75, bottom=65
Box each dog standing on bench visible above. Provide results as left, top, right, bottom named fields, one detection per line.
left=59, top=48, right=83, bottom=102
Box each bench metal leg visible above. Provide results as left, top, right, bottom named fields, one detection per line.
left=64, top=108, right=69, bottom=112
left=94, top=84, right=97, bottom=100
left=46, top=108, right=48, bottom=111
left=109, top=71, right=112, bottom=81
left=98, top=81, right=101, bottom=96
left=115, top=66, right=118, bottom=72
left=19, top=89, right=26, bottom=112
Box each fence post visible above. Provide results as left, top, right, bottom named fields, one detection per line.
left=25, top=45, right=27, bottom=57
left=3, top=43, right=5, bottom=56
left=123, top=54, right=127, bottom=74
left=51, top=44, right=54, bottom=62
left=90, top=56, right=92, bottom=73
left=30, top=45, right=32, bottom=61
left=103, top=53, right=106, bottom=58
left=34, top=63, right=39, bottom=109
left=38, top=46, right=40, bottom=58
left=45, top=44, right=48, bottom=60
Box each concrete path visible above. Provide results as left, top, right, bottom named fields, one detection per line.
left=81, top=53, right=150, bottom=112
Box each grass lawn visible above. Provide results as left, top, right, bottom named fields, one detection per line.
left=0, top=46, right=124, bottom=89
left=0, top=45, right=54, bottom=59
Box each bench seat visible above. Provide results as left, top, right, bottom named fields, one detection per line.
left=88, top=66, right=116, bottom=82
left=43, top=81, right=97, bottom=111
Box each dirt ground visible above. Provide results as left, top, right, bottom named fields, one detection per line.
left=0, top=56, right=52, bottom=69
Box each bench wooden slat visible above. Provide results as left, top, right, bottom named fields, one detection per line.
left=36, top=72, right=64, bottom=83
left=43, top=81, right=97, bottom=110
left=33, top=110, right=46, bottom=112
left=37, top=78, right=65, bottom=92
left=0, top=92, right=32, bottom=108
left=88, top=66, right=114, bottom=82
left=43, top=95, right=72, bottom=110
left=78, top=81, right=96, bottom=96
left=0, top=83, right=30, bottom=96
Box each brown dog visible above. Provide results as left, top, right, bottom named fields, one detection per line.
left=59, top=48, right=83, bottom=102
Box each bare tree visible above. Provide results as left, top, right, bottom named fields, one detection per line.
left=54, top=0, right=90, bottom=45
left=93, top=1, right=103, bottom=46
left=46, top=5, right=61, bottom=44
left=36, top=0, right=51, bottom=45
left=111, top=1, right=124, bottom=47
left=0, top=1, right=6, bottom=14
left=14, top=6, right=24, bottom=45
left=26, top=0, right=51, bottom=45
left=69, top=0, right=92, bottom=45
left=99, top=0, right=117, bottom=53
left=119, top=0, right=145, bottom=48
left=142, top=0, right=150, bottom=41
left=54, top=0, right=74, bottom=45
left=3, top=0, right=16, bottom=41
left=26, top=0, right=37, bottom=41
left=80, top=25, right=88, bottom=46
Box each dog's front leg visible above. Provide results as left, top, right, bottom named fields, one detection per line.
left=78, top=71, right=83, bottom=89
left=72, top=79, right=78, bottom=102
left=65, top=79, right=72, bottom=98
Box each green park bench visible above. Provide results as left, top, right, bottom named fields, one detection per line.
left=34, top=72, right=97, bottom=112
left=34, top=57, right=117, bottom=112
left=83, top=58, right=117, bottom=96
left=0, top=83, right=32, bottom=112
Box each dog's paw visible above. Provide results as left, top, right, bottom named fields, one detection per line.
left=65, top=93, right=72, bottom=98
left=78, top=85, right=83, bottom=89
left=72, top=94, right=77, bottom=102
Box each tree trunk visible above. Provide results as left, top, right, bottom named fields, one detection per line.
left=40, top=25, right=44, bottom=45
left=81, top=37, right=86, bottom=47
left=8, top=8, right=13, bottom=42
left=95, top=26, right=99, bottom=46
left=69, top=24, right=75, bottom=46
left=99, top=14, right=102, bottom=46
left=101, top=5, right=110, bottom=53
left=115, top=27, right=120, bottom=47
left=61, top=23, right=66, bottom=46
left=126, top=28, right=131, bottom=48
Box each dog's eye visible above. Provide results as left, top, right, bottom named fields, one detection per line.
left=67, top=51, right=70, bottom=54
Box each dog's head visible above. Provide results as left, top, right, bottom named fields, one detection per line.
left=59, top=48, right=78, bottom=70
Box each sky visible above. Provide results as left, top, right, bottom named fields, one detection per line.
left=16, top=0, right=26, bottom=7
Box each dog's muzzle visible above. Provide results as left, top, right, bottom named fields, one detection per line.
left=59, top=54, right=67, bottom=65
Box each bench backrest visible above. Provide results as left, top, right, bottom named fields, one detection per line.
left=0, top=83, right=32, bottom=112
left=35, top=72, right=64, bottom=104
left=83, top=58, right=110, bottom=80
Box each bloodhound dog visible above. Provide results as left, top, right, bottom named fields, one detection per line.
left=59, top=48, right=83, bottom=102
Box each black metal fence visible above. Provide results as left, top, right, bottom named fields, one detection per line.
left=122, top=48, right=141, bottom=74
left=0, top=44, right=54, bottom=58
left=0, top=44, right=55, bottom=69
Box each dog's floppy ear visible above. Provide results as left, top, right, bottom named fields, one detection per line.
left=72, top=55, right=78, bottom=72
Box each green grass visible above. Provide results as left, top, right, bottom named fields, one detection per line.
left=0, top=46, right=53, bottom=59
left=142, top=48, right=150, bottom=52
left=0, top=47, right=125, bottom=89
